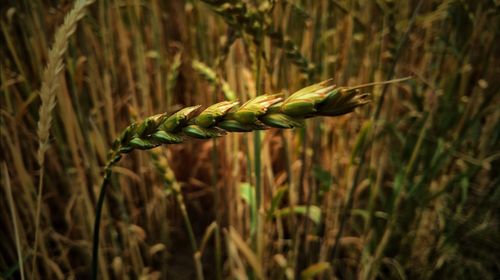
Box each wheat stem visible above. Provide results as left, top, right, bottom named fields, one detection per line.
left=4, top=163, right=25, bottom=280
left=91, top=159, right=114, bottom=280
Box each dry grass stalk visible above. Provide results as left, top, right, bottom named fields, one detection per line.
left=3, top=163, right=25, bottom=280
left=36, top=0, right=95, bottom=165
left=33, top=0, right=94, bottom=277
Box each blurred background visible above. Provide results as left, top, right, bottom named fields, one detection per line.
left=1, top=0, right=499, bottom=279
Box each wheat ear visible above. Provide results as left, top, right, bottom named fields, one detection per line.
left=92, top=78, right=372, bottom=278
left=33, top=0, right=94, bottom=278
left=37, top=0, right=95, bottom=164
left=92, top=76, right=409, bottom=278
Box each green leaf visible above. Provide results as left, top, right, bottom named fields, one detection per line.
left=274, top=205, right=322, bottom=224
left=267, top=186, right=288, bottom=219
left=312, top=165, right=334, bottom=194
left=239, top=182, right=256, bottom=235
left=240, top=182, right=256, bottom=209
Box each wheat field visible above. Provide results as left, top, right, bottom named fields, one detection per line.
left=1, top=0, right=499, bottom=279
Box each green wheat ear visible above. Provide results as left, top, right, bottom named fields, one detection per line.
left=93, top=77, right=409, bottom=279
left=108, top=79, right=373, bottom=158
left=105, top=77, right=414, bottom=159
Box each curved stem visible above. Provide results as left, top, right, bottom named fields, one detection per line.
left=92, top=163, right=113, bottom=280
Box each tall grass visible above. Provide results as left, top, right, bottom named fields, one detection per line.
left=1, top=0, right=499, bottom=279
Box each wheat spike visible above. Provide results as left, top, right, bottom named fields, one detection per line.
left=107, top=77, right=412, bottom=160
left=107, top=79, right=369, bottom=162
left=94, top=78, right=412, bottom=278
left=36, top=0, right=95, bottom=165
left=33, top=0, right=95, bottom=278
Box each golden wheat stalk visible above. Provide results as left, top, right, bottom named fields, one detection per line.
left=34, top=0, right=94, bottom=277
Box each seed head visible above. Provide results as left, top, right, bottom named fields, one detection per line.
left=110, top=79, right=371, bottom=156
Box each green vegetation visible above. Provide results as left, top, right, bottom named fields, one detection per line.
left=1, top=0, right=499, bottom=279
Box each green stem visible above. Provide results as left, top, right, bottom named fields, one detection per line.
left=176, top=190, right=198, bottom=253
left=253, top=132, right=262, bottom=211
left=254, top=130, right=261, bottom=234
left=92, top=161, right=114, bottom=280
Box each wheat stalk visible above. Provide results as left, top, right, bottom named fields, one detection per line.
left=34, top=0, right=94, bottom=278
left=3, top=163, right=25, bottom=280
